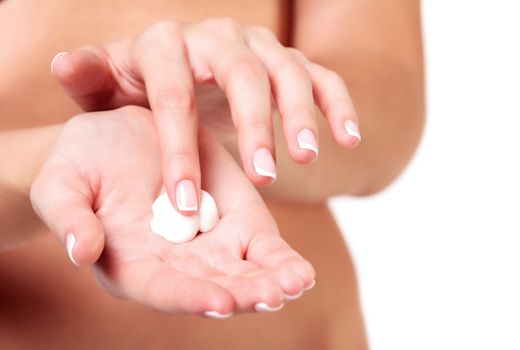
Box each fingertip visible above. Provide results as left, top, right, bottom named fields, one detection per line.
left=65, top=233, right=79, bottom=266
left=273, top=266, right=306, bottom=297
left=290, top=148, right=319, bottom=165
left=292, top=128, right=319, bottom=164
left=66, top=218, right=105, bottom=266
left=344, top=120, right=362, bottom=148
left=204, top=310, right=234, bottom=319
left=51, top=52, right=69, bottom=75
left=250, top=147, right=277, bottom=186
left=303, top=279, right=316, bottom=291
left=51, top=49, right=109, bottom=90
left=248, top=172, right=276, bottom=187
left=332, top=120, right=361, bottom=149
left=205, top=290, right=236, bottom=316
left=251, top=279, right=285, bottom=312
left=172, top=178, right=199, bottom=216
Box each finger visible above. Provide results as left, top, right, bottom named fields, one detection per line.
left=289, top=49, right=361, bottom=148
left=218, top=257, right=306, bottom=302
left=206, top=260, right=285, bottom=313
left=188, top=23, right=276, bottom=185
left=197, top=127, right=267, bottom=215
left=135, top=23, right=200, bottom=215
left=30, top=167, right=104, bottom=266
left=246, top=233, right=316, bottom=291
left=246, top=27, right=319, bottom=164
left=197, top=129, right=310, bottom=310
left=116, top=259, right=235, bottom=316
left=51, top=49, right=117, bottom=111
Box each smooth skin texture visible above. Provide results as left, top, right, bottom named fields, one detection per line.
left=50, top=19, right=361, bottom=215
left=0, top=0, right=424, bottom=348
left=30, top=106, right=314, bottom=315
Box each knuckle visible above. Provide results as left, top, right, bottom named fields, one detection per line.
left=148, top=21, right=182, bottom=37
left=248, top=25, right=277, bottom=40
left=319, top=65, right=344, bottom=86
left=137, top=21, right=183, bottom=51
left=288, top=48, right=308, bottom=62
left=202, top=17, right=242, bottom=38
left=153, top=88, right=194, bottom=113
left=276, top=56, right=308, bottom=78
left=229, top=59, right=266, bottom=82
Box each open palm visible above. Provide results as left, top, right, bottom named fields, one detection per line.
left=31, top=106, right=314, bottom=317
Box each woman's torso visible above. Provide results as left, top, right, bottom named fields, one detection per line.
left=0, top=1, right=367, bottom=349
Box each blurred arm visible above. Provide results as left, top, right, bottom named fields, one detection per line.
left=0, top=125, right=62, bottom=250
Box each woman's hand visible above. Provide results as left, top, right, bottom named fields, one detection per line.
left=30, top=106, right=315, bottom=316
left=51, top=19, right=361, bottom=214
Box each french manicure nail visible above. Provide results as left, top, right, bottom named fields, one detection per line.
left=344, top=120, right=361, bottom=141
left=254, top=302, right=284, bottom=312
left=253, top=148, right=276, bottom=179
left=66, top=233, right=79, bottom=266
left=176, top=179, right=198, bottom=212
left=51, top=52, right=68, bottom=74
left=297, top=128, right=319, bottom=157
left=283, top=289, right=304, bottom=301
left=204, top=310, right=234, bottom=319
left=303, top=279, right=316, bottom=291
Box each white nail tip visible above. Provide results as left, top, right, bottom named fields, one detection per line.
left=283, top=289, right=304, bottom=301
left=51, top=52, right=68, bottom=74
left=297, top=139, right=319, bottom=155
left=66, top=233, right=79, bottom=266
left=303, top=279, right=316, bottom=291
left=254, top=302, right=284, bottom=312
left=344, top=121, right=361, bottom=140
left=176, top=204, right=198, bottom=212
left=204, top=311, right=233, bottom=319
left=253, top=159, right=276, bottom=179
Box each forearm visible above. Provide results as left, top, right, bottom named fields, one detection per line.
left=260, top=53, right=425, bottom=203
left=0, top=124, right=63, bottom=250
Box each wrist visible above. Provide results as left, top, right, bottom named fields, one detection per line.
left=0, top=124, right=63, bottom=248
left=1, top=124, right=64, bottom=195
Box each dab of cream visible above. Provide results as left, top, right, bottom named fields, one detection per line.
left=150, top=190, right=219, bottom=244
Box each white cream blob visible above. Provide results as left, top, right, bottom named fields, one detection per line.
left=150, top=190, right=219, bottom=244
left=199, top=191, right=219, bottom=233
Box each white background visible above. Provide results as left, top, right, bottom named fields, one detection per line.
left=330, top=1, right=520, bottom=349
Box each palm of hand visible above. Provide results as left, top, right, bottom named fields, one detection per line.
left=41, top=107, right=313, bottom=315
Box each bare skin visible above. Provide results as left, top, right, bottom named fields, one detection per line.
left=0, top=0, right=424, bottom=349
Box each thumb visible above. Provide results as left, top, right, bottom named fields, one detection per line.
left=31, top=167, right=105, bottom=266
left=51, top=49, right=116, bottom=111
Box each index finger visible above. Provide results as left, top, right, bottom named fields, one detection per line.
left=135, top=23, right=201, bottom=216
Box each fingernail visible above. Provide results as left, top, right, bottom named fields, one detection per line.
left=297, top=129, right=319, bottom=157
left=51, top=52, right=68, bottom=74
left=283, top=289, right=304, bottom=301
left=253, top=148, right=276, bottom=179
left=254, top=302, right=284, bottom=312
left=303, top=279, right=316, bottom=291
left=344, top=120, right=361, bottom=141
left=176, top=179, right=198, bottom=212
left=66, top=233, right=79, bottom=266
left=204, top=310, right=234, bottom=319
